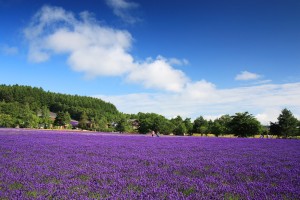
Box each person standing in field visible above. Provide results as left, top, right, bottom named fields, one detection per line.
left=151, top=130, right=159, bottom=137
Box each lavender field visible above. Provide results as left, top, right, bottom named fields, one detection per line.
left=0, top=129, right=299, bottom=199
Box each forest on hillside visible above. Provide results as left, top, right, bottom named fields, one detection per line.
left=0, top=84, right=120, bottom=131
left=0, top=84, right=299, bottom=138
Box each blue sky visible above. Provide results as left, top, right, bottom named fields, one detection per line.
left=0, top=0, right=300, bottom=124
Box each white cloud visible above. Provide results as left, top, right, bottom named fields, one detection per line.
left=105, top=0, right=139, bottom=24
left=96, top=82, right=300, bottom=125
left=24, top=5, right=189, bottom=90
left=24, top=5, right=136, bottom=76
left=235, top=71, right=261, bottom=81
left=127, top=56, right=189, bottom=92
left=255, top=108, right=281, bottom=125
left=1, top=44, right=18, bottom=55
left=181, top=80, right=218, bottom=100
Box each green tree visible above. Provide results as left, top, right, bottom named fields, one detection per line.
left=39, top=106, right=52, bottom=129
left=210, top=120, right=222, bottom=137
left=78, top=111, right=89, bottom=130
left=228, top=112, right=262, bottom=137
left=277, top=108, right=298, bottom=138
left=97, top=117, right=108, bottom=131
left=269, top=122, right=281, bottom=137
left=173, top=123, right=187, bottom=135
left=151, top=115, right=165, bottom=134
left=137, top=113, right=153, bottom=134
left=116, top=117, right=130, bottom=133
left=193, top=116, right=208, bottom=136
left=171, top=116, right=183, bottom=125
left=0, top=114, right=14, bottom=127
left=159, top=119, right=175, bottom=135
left=20, top=104, right=39, bottom=128
left=210, top=115, right=231, bottom=137
left=184, top=118, right=193, bottom=135
left=218, top=115, right=231, bottom=135
left=54, top=111, right=71, bottom=128
left=137, top=112, right=172, bottom=135
left=171, top=116, right=186, bottom=135
left=206, top=120, right=214, bottom=136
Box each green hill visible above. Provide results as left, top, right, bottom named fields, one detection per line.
left=0, top=84, right=120, bottom=130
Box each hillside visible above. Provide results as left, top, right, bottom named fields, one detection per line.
left=0, top=84, right=120, bottom=128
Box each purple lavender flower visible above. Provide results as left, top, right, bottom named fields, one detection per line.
left=0, top=128, right=299, bottom=199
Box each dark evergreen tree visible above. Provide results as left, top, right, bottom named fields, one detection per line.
left=269, top=122, right=281, bottom=137
left=277, top=108, right=298, bottom=138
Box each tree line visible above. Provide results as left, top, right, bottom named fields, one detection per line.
left=117, top=110, right=299, bottom=138
left=0, top=84, right=299, bottom=138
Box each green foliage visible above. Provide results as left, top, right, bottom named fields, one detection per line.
left=228, top=112, right=262, bottom=137
left=0, top=101, right=39, bottom=128
left=97, top=117, right=109, bottom=131
left=173, top=123, right=187, bottom=135
left=278, top=108, right=299, bottom=137
left=0, top=114, right=14, bottom=127
left=184, top=118, right=193, bottom=135
left=78, top=111, right=89, bottom=130
left=0, top=84, right=119, bottom=122
left=269, top=122, right=281, bottom=137
left=271, top=108, right=299, bottom=138
left=137, top=112, right=171, bottom=134
left=115, top=117, right=131, bottom=133
left=211, top=115, right=232, bottom=137
left=210, top=121, right=222, bottom=137
left=0, top=84, right=120, bottom=130
left=39, top=106, right=52, bottom=128
left=54, top=111, right=71, bottom=127
left=16, top=104, right=39, bottom=128
left=136, top=113, right=152, bottom=134
left=171, top=116, right=183, bottom=125
left=171, top=116, right=186, bottom=135
left=193, top=116, right=208, bottom=135
left=159, top=119, right=175, bottom=135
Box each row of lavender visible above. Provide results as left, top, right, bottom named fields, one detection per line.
left=0, top=129, right=299, bottom=199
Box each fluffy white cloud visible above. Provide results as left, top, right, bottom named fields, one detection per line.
left=127, top=56, right=189, bottom=92
left=24, top=6, right=135, bottom=77
left=235, top=71, right=261, bottom=81
left=255, top=109, right=282, bottom=125
left=105, top=0, right=139, bottom=24
left=24, top=5, right=187, bottom=87
left=96, top=82, right=300, bottom=124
